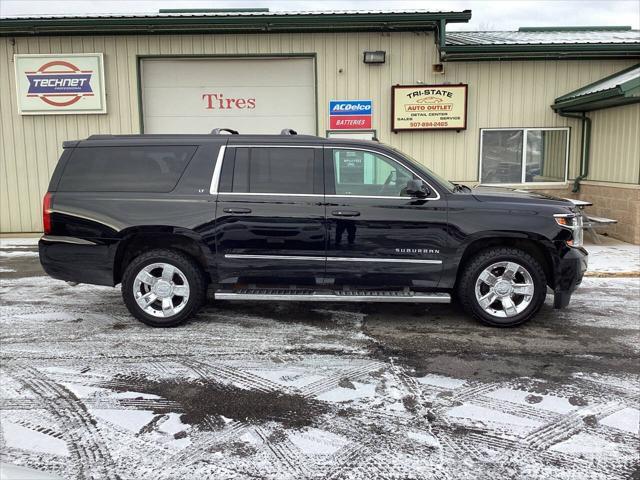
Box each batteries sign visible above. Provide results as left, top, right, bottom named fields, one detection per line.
left=329, top=100, right=372, bottom=129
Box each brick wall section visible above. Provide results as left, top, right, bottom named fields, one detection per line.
left=531, top=183, right=640, bottom=244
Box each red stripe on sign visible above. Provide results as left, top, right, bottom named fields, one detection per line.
left=330, top=115, right=372, bottom=129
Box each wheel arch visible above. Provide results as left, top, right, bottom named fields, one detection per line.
left=113, top=227, right=213, bottom=285
left=454, top=233, right=555, bottom=289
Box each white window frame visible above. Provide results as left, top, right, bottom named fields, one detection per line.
left=479, top=127, right=570, bottom=186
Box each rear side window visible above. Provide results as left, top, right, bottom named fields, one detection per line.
left=225, top=147, right=316, bottom=194
left=58, top=145, right=197, bottom=192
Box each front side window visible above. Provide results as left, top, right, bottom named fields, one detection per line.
left=332, top=149, right=417, bottom=197
left=480, top=128, right=569, bottom=184
left=226, top=147, right=316, bottom=194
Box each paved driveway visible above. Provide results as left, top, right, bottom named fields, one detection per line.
left=1, top=241, right=639, bottom=480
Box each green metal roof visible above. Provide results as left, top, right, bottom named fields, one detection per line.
left=441, top=27, right=640, bottom=60
left=552, top=64, right=640, bottom=112
left=0, top=10, right=471, bottom=36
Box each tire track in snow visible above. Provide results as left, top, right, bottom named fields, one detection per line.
left=12, top=366, right=121, bottom=480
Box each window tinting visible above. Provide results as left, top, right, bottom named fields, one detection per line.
left=333, top=149, right=416, bottom=197
left=230, top=148, right=315, bottom=194
left=59, top=146, right=196, bottom=192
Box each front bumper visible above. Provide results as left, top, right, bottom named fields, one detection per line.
left=553, top=245, right=588, bottom=309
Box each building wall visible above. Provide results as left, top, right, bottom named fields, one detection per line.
left=588, top=103, right=640, bottom=184
left=534, top=182, right=640, bottom=244
left=0, top=32, right=637, bottom=232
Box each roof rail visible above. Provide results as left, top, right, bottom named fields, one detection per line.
left=211, top=128, right=239, bottom=135
left=280, top=128, right=297, bottom=135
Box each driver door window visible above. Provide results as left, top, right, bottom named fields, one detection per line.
left=333, top=149, right=416, bottom=197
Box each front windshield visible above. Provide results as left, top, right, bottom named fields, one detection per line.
left=388, top=146, right=457, bottom=192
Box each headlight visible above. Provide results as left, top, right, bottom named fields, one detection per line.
left=554, top=213, right=583, bottom=247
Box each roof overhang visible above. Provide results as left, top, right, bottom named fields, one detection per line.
left=0, top=10, right=471, bottom=37
left=441, top=44, right=640, bottom=61
left=552, top=64, right=640, bottom=112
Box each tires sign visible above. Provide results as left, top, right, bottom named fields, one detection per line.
left=14, top=53, right=107, bottom=115
left=329, top=100, right=372, bottom=129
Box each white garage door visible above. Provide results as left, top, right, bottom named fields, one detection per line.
left=141, top=57, right=316, bottom=135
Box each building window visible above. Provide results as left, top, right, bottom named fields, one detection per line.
left=480, top=128, right=569, bottom=184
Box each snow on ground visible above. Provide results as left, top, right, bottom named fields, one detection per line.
left=585, top=238, right=640, bottom=275
left=1, top=241, right=639, bottom=479
left=0, top=237, right=39, bottom=247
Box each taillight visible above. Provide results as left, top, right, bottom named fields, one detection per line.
left=42, top=192, right=52, bottom=234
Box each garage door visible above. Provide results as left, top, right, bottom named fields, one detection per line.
left=140, top=57, right=316, bottom=135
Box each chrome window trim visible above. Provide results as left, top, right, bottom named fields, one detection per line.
left=328, top=146, right=441, bottom=201
left=209, top=145, right=227, bottom=195
left=210, top=144, right=442, bottom=200
left=224, top=254, right=442, bottom=264
left=226, top=145, right=323, bottom=149
left=218, top=192, right=324, bottom=197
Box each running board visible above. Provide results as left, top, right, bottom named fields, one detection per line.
left=215, top=289, right=450, bottom=303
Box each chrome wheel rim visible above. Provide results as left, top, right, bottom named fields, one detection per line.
left=474, top=261, right=534, bottom=318
left=133, top=263, right=190, bottom=318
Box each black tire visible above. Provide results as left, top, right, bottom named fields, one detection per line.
left=121, top=249, right=206, bottom=327
left=457, top=247, right=547, bottom=327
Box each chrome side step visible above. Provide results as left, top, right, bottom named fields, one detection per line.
left=215, top=289, right=450, bottom=303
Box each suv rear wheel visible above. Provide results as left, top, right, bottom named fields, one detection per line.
left=457, top=247, right=547, bottom=327
left=121, top=249, right=206, bottom=327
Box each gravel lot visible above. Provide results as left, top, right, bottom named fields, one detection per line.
left=1, top=240, right=639, bottom=480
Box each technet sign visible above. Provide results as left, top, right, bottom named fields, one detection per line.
left=329, top=100, right=372, bottom=129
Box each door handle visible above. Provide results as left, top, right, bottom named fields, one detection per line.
left=223, top=207, right=252, bottom=214
left=332, top=210, right=360, bottom=217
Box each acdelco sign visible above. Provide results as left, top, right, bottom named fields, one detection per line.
left=329, top=100, right=372, bottom=129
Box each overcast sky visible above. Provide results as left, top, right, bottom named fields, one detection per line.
left=1, top=0, right=639, bottom=31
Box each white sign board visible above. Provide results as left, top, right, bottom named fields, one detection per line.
left=140, top=57, right=315, bottom=134
left=14, top=53, right=107, bottom=115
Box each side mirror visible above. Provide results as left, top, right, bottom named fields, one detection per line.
left=406, top=179, right=430, bottom=198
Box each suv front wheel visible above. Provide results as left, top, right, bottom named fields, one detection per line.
left=121, top=249, right=206, bottom=327
left=457, top=247, right=547, bottom=327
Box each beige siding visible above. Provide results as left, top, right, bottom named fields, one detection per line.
left=588, top=103, right=640, bottom=184
left=0, top=32, right=637, bottom=232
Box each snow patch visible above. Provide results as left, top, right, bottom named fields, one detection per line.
left=600, top=407, right=640, bottom=435
left=447, top=404, right=543, bottom=433
left=586, top=242, right=640, bottom=274
left=0, top=237, right=39, bottom=247
left=0, top=250, right=39, bottom=258
left=289, top=428, right=349, bottom=455
left=1, top=421, right=69, bottom=456
left=317, top=381, right=377, bottom=402
left=91, top=408, right=156, bottom=433
left=406, top=430, right=440, bottom=448
left=550, top=432, right=621, bottom=455
left=486, top=387, right=576, bottom=414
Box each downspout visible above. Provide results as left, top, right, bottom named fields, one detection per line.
left=437, top=19, right=447, bottom=62
left=556, top=110, right=591, bottom=193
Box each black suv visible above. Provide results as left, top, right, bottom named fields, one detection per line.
left=39, top=131, right=587, bottom=327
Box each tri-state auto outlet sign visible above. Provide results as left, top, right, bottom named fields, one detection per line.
left=14, top=53, right=107, bottom=115
left=329, top=100, right=372, bottom=129
left=392, top=84, right=468, bottom=131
